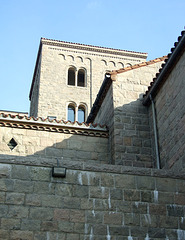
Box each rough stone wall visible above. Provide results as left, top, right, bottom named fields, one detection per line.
left=150, top=51, right=185, bottom=170
left=112, top=61, right=164, bottom=167
left=30, top=42, right=146, bottom=120
left=93, top=85, right=114, bottom=163
left=0, top=126, right=109, bottom=164
left=29, top=55, right=41, bottom=118
left=0, top=157, right=185, bottom=240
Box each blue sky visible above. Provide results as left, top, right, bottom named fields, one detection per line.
left=1, top=0, right=185, bottom=113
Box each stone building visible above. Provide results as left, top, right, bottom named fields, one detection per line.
left=29, top=38, right=147, bottom=121
left=0, top=31, right=185, bottom=239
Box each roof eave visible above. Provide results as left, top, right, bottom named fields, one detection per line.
left=143, top=31, right=185, bottom=106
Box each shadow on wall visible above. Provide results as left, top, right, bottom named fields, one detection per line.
left=27, top=133, right=110, bottom=166
left=112, top=97, right=154, bottom=168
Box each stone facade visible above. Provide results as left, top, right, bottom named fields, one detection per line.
left=0, top=157, right=185, bottom=240
left=29, top=39, right=147, bottom=120
left=148, top=49, right=185, bottom=171
left=0, top=115, right=109, bottom=165
left=0, top=31, right=185, bottom=239
left=93, top=58, right=166, bottom=167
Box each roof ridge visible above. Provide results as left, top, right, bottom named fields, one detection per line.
left=41, top=37, right=148, bottom=55
left=111, top=56, right=167, bottom=75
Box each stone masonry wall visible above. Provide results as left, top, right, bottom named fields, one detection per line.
left=112, top=61, right=164, bottom=168
left=0, top=126, right=109, bottom=165
left=93, top=85, right=114, bottom=163
left=0, top=156, right=185, bottom=240
left=150, top=51, right=185, bottom=170
left=30, top=42, right=146, bottom=120
left=29, top=54, right=41, bottom=118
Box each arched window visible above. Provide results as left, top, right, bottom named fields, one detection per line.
left=77, top=69, right=85, bottom=87
left=68, top=67, right=75, bottom=86
left=68, top=104, right=75, bottom=122
left=78, top=105, right=85, bottom=123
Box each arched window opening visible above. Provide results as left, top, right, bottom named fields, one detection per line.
left=68, top=67, right=75, bottom=85
left=68, top=104, right=75, bottom=122
left=77, top=69, right=85, bottom=87
left=78, top=106, right=85, bottom=123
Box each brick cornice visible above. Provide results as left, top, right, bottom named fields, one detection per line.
left=41, top=38, right=148, bottom=59
left=0, top=113, right=108, bottom=138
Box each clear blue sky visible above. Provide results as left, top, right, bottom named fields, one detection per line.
left=1, top=0, right=185, bottom=113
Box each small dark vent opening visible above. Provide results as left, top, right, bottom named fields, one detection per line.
left=8, top=138, right=17, bottom=150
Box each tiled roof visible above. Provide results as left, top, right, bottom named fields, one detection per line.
left=0, top=113, right=108, bottom=138
left=143, top=30, right=185, bottom=105
left=110, top=56, right=167, bottom=75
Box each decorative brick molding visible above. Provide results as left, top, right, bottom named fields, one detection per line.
left=0, top=113, right=108, bottom=138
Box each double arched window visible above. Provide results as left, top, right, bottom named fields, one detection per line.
left=67, top=67, right=85, bottom=87
left=67, top=103, right=86, bottom=123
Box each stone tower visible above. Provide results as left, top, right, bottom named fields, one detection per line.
left=29, top=38, right=147, bottom=121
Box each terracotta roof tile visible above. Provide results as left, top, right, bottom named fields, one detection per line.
left=143, top=30, right=185, bottom=105
left=0, top=112, right=108, bottom=138
left=110, top=56, right=167, bottom=75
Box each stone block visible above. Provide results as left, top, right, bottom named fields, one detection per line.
left=8, top=206, right=29, bottom=219
left=41, top=221, right=58, bottom=231
left=10, top=230, right=33, bottom=240
left=124, top=213, right=140, bottom=226
left=86, top=210, right=103, bottom=224
left=104, top=212, right=122, bottom=225
left=167, top=205, right=184, bottom=217
left=132, top=202, right=148, bottom=214
left=21, top=219, right=41, bottom=231
left=156, top=178, right=177, bottom=192
left=93, top=224, right=107, bottom=235
left=109, top=226, right=129, bottom=236
left=0, top=205, right=8, bottom=217
left=158, top=192, right=174, bottom=204
left=149, top=204, right=166, bottom=215
left=73, top=185, right=89, bottom=198
left=148, top=227, right=166, bottom=238
left=58, top=221, right=74, bottom=232
left=114, top=174, right=136, bottom=189
left=1, top=218, right=21, bottom=230
left=62, top=197, right=81, bottom=209
left=124, top=189, right=140, bottom=202
left=110, top=188, right=123, bottom=200
left=89, top=186, right=109, bottom=199
left=14, top=180, right=34, bottom=193
left=0, top=164, right=11, bottom=178
left=30, top=166, right=50, bottom=181
left=29, top=207, right=53, bottom=221
left=0, top=192, right=5, bottom=203
left=12, top=165, right=31, bottom=180
left=70, top=210, right=85, bottom=223
left=0, top=230, right=9, bottom=239
left=136, top=176, right=155, bottom=190
left=53, top=209, right=70, bottom=221
left=141, top=191, right=152, bottom=202
left=41, top=195, right=62, bottom=208
left=25, top=194, right=42, bottom=206
left=6, top=192, right=25, bottom=205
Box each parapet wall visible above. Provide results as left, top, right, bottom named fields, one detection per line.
left=0, top=114, right=109, bottom=165
left=0, top=155, right=185, bottom=239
